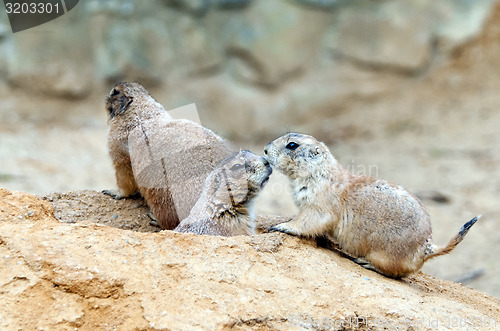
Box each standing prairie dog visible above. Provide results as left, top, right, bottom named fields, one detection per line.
left=264, top=133, right=480, bottom=278
left=104, top=82, right=232, bottom=229
left=174, top=150, right=272, bottom=236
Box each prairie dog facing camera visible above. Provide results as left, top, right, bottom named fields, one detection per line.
left=264, top=132, right=480, bottom=278
left=104, top=82, right=233, bottom=230
left=174, top=150, right=272, bottom=236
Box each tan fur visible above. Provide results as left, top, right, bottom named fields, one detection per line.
left=174, top=150, right=272, bottom=236
left=104, top=82, right=232, bottom=230
left=265, top=133, right=479, bottom=278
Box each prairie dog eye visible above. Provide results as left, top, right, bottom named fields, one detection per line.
left=111, top=88, right=120, bottom=96
left=230, top=164, right=244, bottom=171
left=286, top=142, right=299, bottom=150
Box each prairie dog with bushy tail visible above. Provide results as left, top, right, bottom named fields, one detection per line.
left=104, top=82, right=232, bottom=229
left=264, top=132, right=480, bottom=278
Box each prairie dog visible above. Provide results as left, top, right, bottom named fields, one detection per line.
left=104, top=82, right=232, bottom=229
left=264, top=133, right=479, bottom=278
left=174, top=150, right=272, bottom=236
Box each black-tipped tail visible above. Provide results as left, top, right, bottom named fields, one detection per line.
left=424, top=215, right=481, bottom=261
left=458, top=215, right=480, bottom=238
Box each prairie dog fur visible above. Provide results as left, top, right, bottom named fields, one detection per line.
left=104, top=82, right=232, bottom=230
left=264, top=133, right=479, bottom=278
left=174, top=150, right=272, bottom=236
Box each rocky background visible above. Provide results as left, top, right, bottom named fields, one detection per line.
left=0, top=0, right=496, bottom=138
left=1, top=0, right=500, bottom=328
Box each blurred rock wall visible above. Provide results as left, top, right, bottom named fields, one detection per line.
left=0, top=0, right=495, bottom=139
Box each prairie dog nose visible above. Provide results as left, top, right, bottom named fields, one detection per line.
left=264, top=143, right=271, bottom=155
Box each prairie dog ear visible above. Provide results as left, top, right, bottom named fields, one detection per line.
left=306, top=145, right=321, bottom=159
left=316, top=142, right=331, bottom=156
left=107, top=89, right=133, bottom=118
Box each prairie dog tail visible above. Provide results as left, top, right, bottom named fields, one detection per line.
left=424, top=216, right=481, bottom=262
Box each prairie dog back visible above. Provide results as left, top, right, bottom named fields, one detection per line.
left=104, top=82, right=232, bottom=229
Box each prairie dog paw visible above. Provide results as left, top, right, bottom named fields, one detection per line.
left=102, top=190, right=141, bottom=200
left=147, top=211, right=160, bottom=227
left=267, top=223, right=298, bottom=236
left=102, top=189, right=123, bottom=199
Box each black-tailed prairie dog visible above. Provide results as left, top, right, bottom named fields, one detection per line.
left=264, top=132, right=479, bottom=278
left=103, top=82, right=232, bottom=230
left=174, top=150, right=272, bottom=236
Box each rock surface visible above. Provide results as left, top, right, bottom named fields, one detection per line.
left=0, top=188, right=498, bottom=330
left=0, top=0, right=496, bottom=137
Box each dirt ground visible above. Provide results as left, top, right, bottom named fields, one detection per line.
left=2, top=6, right=500, bottom=301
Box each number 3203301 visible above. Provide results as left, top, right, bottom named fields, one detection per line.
left=5, top=2, right=61, bottom=14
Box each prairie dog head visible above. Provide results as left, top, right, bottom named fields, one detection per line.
left=264, top=133, right=336, bottom=180
left=105, top=82, right=165, bottom=121
left=208, top=150, right=272, bottom=212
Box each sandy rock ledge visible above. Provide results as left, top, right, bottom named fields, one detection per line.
left=0, top=189, right=498, bottom=330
